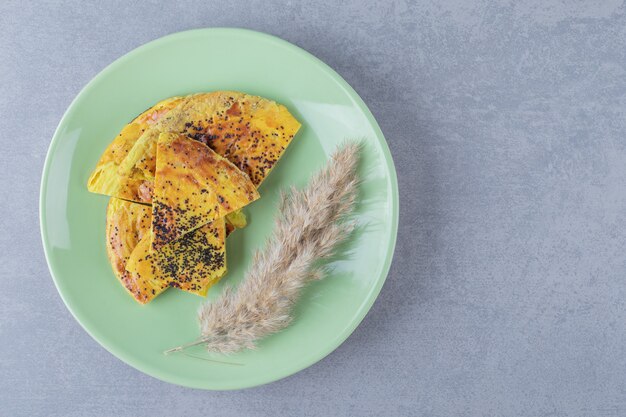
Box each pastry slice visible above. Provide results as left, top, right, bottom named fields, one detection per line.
left=126, top=218, right=227, bottom=297
left=117, top=91, right=301, bottom=191
left=150, top=132, right=259, bottom=250
left=105, top=198, right=169, bottom=304
left=88, top=96, right=184, bottom=202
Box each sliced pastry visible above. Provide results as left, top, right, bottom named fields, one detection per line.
left=117, top=91, right=301, bottom=195
left=105, top=198, right=169, bottom=304
left=88, top=96, right=184, bottom=202
left=126, top=218, right=227, bottom=297
left=150, top=132, right=259, bottom=250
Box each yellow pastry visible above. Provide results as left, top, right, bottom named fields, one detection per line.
left=87, top=96, right=184, bottom=202
left=105, top=198, right=169, bottom=304
left=126, top=219, right=227, bottom=297
left=150, top=132, right=259, bottom=250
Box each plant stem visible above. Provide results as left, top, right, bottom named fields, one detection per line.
left=163, top=338, right=207, bottom=355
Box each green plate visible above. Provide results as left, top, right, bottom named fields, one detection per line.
left=40, top=28, right=398, bottom=390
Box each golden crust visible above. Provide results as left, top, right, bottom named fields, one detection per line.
left=117, top=91, right=301, bottom=196
left=126, top=219, right=227, bottom=297
left=105, top=198, right=169, bottom=304
left=150, top=133, right=259, bottom=251
left=88, top=97, right=184, bottom=202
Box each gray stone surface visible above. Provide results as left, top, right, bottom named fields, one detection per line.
left=2, top=0, right=626, bottom=415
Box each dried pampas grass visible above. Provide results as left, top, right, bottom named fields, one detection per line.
left=165, top=142, right=361, bottom=354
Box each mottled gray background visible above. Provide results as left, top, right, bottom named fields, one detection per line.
left=2, top=0, right=626, bottom=416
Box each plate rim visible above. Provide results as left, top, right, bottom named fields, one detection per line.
left=39, top=27, right=399, bottom=390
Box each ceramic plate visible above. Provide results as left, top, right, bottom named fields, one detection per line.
left=40, top=28, right=398, bottom=390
